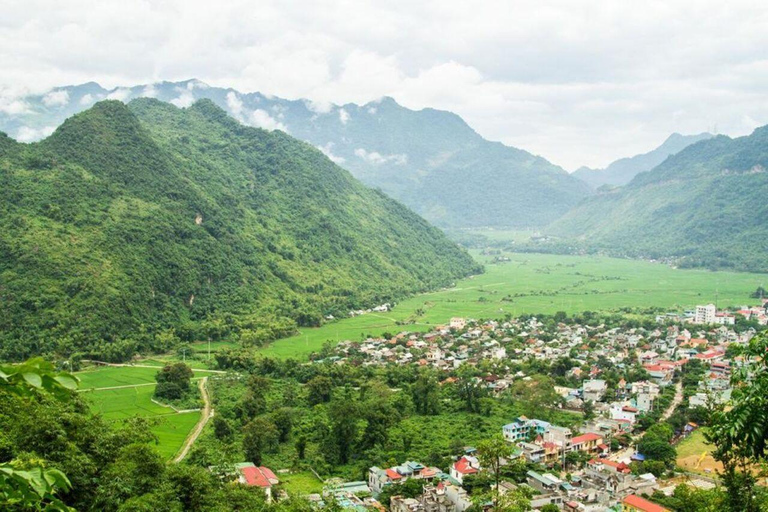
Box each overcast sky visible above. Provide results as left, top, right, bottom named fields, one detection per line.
left=2, top=0, right=768, bottom=169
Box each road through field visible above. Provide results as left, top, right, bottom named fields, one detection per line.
left=173, top=377, right=212, bottom=463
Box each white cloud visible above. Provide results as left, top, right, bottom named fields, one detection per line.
left=338, top=108, right=350, bottom=124
left=139, top=84, right=158, bottom=98
left=79, top=93, right=96, bottom=105
left=16, top=125, right=56, bottom=142
left=3, top=1, right=768, bottom=167
left=0, top=96, right=30, bottom=115
left=354, top=148, right=407, bottom=165
left=106, top=88, right=131, bottom=102
left=170, top=89, right=195, bottom=108
left=226, top=91, right=244, bottom=117
left=247, top=109, right=287, bottom=131
left=317, top=142, right=345, bottom=164
left=42, top=90, right=69, bottom=107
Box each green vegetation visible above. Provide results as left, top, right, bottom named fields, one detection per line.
left=260, top=251, right=764, bottom=359
left=548, top=127, right=768, bottom=272
left=1, top=81, right=592, bottom=229
left=0, top=99, right=478, bottom=362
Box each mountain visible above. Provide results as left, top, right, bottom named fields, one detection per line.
left=572, top=132, right=713, bottom=189
left=547, top=128, right=768, bottom=271
left=0, top=99, right=480, bottom=361
left=1, top=80, right=592, bottom=228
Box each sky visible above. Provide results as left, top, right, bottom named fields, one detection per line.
left=2, top=0, right=768, bottom=169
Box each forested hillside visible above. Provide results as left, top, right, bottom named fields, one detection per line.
left=572, top=132, right=712, bottom=189
left=0, top=99, right=479, bottom=361
left=1, top=81, right=592, bottom=228
left=547, top=127, right=768, bottom=271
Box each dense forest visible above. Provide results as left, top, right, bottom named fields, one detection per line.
left=545, top=127, right=768, bottom=272
left=0, top=99, right=480, bottom=362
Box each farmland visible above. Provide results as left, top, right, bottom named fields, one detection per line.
left=76, top=365, right=211, bottom=460
left=259, top=251, right=764, bottom=359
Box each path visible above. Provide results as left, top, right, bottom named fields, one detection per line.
left=77, top=376, right=206, bottom=393
left=661, top=381, right=684, bottom=421
left=173, top=377, right=213, bottom=463
left=81, top=360, right=226, bottom=374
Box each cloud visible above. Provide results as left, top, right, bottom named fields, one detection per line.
left=354, top=148, right=407, bottom=165
left=317, top=142, right=345, bottom=164
left=247, top=109, right=287, bottom=131
left=15, top=125, right=56, bottom=142
left=106, top=88, right=132, bottom=102
left=79, top=93, right=96, bottom=105
left=0, top=96, right=30, bottom=115
left=139, top=84, right=158, bottom=98
left=3, top=1, right=768, bottom=167
left=42, top=90, right=69, bottom=107
left=226, top=91, right=244, bottom=117
left=170, top=87, right=195, bottom=108
left=338, top=108, right=350, bottom=124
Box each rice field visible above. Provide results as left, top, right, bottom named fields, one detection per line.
left=259, top=251, right=765, bottom=359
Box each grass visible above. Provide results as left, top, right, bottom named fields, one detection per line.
left=279, top=471, right=325, bottom=495
left=259, top=251, right=765, bottom=359
left=76, top=366, right=163, bottom=389
left=78, top=366, right=203, bottom=461
left=676, top=428, right=711, bottom=459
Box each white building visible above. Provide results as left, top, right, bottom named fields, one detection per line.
left=694, top=304, right=716, bottom=325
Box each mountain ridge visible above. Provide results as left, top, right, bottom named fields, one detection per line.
left=1, top=80, right=592, bottom=228
left=0, top=98, right=480, bottom=361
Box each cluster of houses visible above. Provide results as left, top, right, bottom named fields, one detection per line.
left=656, top=300, right=768, bottom=326
left=230, top=307, right=764, bottom=510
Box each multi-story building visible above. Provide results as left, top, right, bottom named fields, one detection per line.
left=694, top=304, right=716, bottom=325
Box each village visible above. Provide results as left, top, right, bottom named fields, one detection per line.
left=227, top=299, right=768, bottom=511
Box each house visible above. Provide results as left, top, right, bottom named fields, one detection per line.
left=570, top=432, right=604, bottom=455
left=582, top=379, right=607, bottom=402
left=450, top=456, right=479, bottom=484
left=236, top=463, right=279, bottom=500
left=450, top=318, right=466, bottom=330
left=622, top=494, right=669, bottom=512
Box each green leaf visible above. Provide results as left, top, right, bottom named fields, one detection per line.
left=22, top=372, right=43, bottom=388
left=53, top=375, right=78, bottom=390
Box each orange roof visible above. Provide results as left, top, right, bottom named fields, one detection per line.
left=622, top=494, right=670, bottom=512
left=572, top=433, right=602, bottom=444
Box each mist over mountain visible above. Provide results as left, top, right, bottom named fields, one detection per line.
left=0, top=98, right=479, bottom=360
left=572, top=132, right=714, bottom=189
left=1, top=80, right=592, bottom=229
left=548, top=128, right=768, bottom=271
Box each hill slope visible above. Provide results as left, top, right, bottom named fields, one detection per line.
left=1, top=80, right=591, bottom=228
left=0, top=99, right=479, bottom=361
left=573, top=132, right=713, bottom=189
left=548, top=129, right=768, bottom=271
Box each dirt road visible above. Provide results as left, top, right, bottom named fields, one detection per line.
left=173, top=377, right=213, bottom=463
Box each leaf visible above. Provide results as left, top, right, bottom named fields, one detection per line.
left=22, top=372, right=43, bottom=388
left=53, top=375, right=78, bottom=390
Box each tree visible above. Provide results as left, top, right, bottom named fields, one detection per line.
left=706, top=331, right=768, bottom=512
left=306, top=376, right=333, bottom=406
left=242, top=418, right=279, bottom=465
left=455, top=366, right=487, bottom=413
left=154, top=363, right=193, bottom=400
left=213, top=416, right=233, bottom=441
left=412, top=371, right=440, bottom=415
left=508, top=375, right=560, bottom=418
left=583, top=400, right=595, bottom=421
left=270, top=408, right=294, bottom=443
left=477, top=436, right=512, bottom=511
left=0, top=358, right=77, bottom=512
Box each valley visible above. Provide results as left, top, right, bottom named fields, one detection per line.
left=258, top=251, right=764, bottom=360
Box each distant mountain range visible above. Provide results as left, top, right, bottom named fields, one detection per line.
left=548, top=128, right=768, bottom=271
left=0, top=98, right=479, bottom=360
left=572, top=132, right=714, bottom=189
left=0, top=80, right=591, bottom=229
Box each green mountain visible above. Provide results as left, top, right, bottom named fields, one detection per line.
left=572, top=132, right=713, bottom=189
left=548, top=128, right=768, bottom=271
left=0, top=99, right=480, bottom=361
left=0, top=80, right=592, bottom=228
